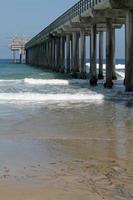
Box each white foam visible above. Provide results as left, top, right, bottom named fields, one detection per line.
left=116, top=71, right=125, bottom=79
left=24, top=78, right=89, bottom=85
left=86, top=63, right=125, bottom=70
left=0, top=92, right=104, bottom=103
left=0, top=80, right=21, bottom=84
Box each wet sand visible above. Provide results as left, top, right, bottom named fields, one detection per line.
left=0, top=101, right=133, bottom=199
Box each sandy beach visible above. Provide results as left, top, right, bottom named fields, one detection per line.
left=0, top=63, right=133, bottom=199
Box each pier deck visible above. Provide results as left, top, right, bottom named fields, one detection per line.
left=25, top=0, right=133, bottom=91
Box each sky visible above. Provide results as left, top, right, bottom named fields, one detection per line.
left=0, top=0, right=125, bottom=59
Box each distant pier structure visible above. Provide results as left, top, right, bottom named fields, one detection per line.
left=9, top=37, right=30, bottom=64
left=25, top=0, right=133, bottom=92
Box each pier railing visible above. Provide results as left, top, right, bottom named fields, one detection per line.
left=25, top=0, right=102, bottom=48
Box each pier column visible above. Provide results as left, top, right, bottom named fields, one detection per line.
left=59, top=36, right=65, bottom=73
left=25, top=50, right=29, bottom=64
left=44, top=43, right=47, bottom=67
left=19, top=48, right=23, bottom=64
left=40, top=44, right=43, bottom=66
left=51, top=39, right=55, bottom=70
left=80, top=30, right=86, bottom=79
left=98, top=32, right=104, bottom=80
left=55, top=37, right=60, bottom=72
left=105, top=18, right=114, bottom=89
left=71, top=32, right=79, bottom=78
left=90, top=24, right=97, bottom=85
left=125, top=9, right=133, bottom=92
left=38, top=45, right=41, bottom=66
left=66, top=35, right=71, bottom=73
left=47, top=41, right=50, bottom=68
left=49, top=41, right=52, bottom=69
left=42, top=43, right=45, bottom=67
left=112, top=29, right=117, bottom=80
left=46, top=41, right=49, bottom=68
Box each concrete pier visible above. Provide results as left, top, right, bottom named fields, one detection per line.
left=55, top=38, right=60, bottom=72
left=98, top=32, right=104, bottom=80
left=90, top=24, right=97, bottom=86
left=25, top=0, right=133, bottom=92
left=125, top=9, right=133, bottom=92
left=80, top=30, right=86, bottom=79
left=59, top=37, right=65, bottom=73
left=52, top=39, right=55, bottom=70
left=71, top=32, right=79, bottom=77
left=105, top=18, right=114, bottom=89
left=66, top=35, right=71, bottom=73
left=112, top=29, right=117, bottom=80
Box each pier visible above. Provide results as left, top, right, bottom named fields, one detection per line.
left=10, top=37, right=30, bottom=64
left=25, top=0, right=133, bottom=92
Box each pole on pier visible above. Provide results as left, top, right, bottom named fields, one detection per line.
left=90, top=24, right=97, bottom=85
left=98, top=32, right=104, bottom=80
left=125, top=9, right=133, bottom=92
left=112, top=28, right=117, bottom=80
left=71, top=32, right=79, bottom=78
left=66, top=35, right=71, bottom=73
left=59, top=36, right=65, bottom=73
left=46, top=42, right=49, bottom=67
left=20, top=53, right=23, bottom=64
left=51, top=39, right=55, bottom=70
left=55, top=37, right=60, bottom=72
left=105, top=18, right=114, bottom=89
left=80, top=30, right=86, bottom=79
left=43, top=43, right=46, bottom=67
left=25, top=50, right=28, bottom=64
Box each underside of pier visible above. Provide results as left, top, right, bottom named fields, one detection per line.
left=25, top=0, right=133, bottom=92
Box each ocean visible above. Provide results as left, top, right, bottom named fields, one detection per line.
left=0, top=59, right=133, bottom=199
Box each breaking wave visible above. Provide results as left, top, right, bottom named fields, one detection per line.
left=0, top=93, right=104, bottom=103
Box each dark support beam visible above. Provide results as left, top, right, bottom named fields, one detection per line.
left=51, top=39, right=55, bottom=70
left=112, top=29, right=117, bottom=80
left=20, top=53, right=23, bottom=64
left=71, top=32, right=79, bottom=78
left=98, top=31, right=104, bottom=80
left=55, top=38, right=60, bottom=72
left=125, top=9, right=133, bottom=92
left=66, top=35, right=71, bottom=73
left=25, top=50, right=28, bottom=64
left=59, top=36, right=65, bottom=73
left=80, top=30, right=86, bottom=79
left=105, top=18, right=114, bottom=89
left=90, top=24, right=98, bottom=86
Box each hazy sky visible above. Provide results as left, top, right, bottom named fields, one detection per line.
left=0, top=0, right=125, bottom=59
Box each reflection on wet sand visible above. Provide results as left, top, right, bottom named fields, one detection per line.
left=0, top=100, right=133, bottom=200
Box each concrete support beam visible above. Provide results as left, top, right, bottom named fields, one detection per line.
left=46, top=42, right=49, bottom=68
left=59, top=36, right=65, bottom=73
left=20, top=53, right=23, bottom=64
left=105, top=18, right=114, bottom=89
left=112, top=28, right=117, bottom=80
left=25, top=50, right=28, bottom=64
left=98, top=31, right=104, bottom=80
left=71, top=32, right=79, bottom=77
left=49, top=41, right=52, bottom=69
left=80, top=30, right=86, bottom=79
left=125, top=9, right=133, bottom=92
left=66, top=35, right=71, bottom=73
left=90, top=24, right=97, bottom=85
left=51, top=39, right=55, bottom=70
left=55, top=38, right=60, bottom=72
left=42, top=44, right=45, bottom=66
